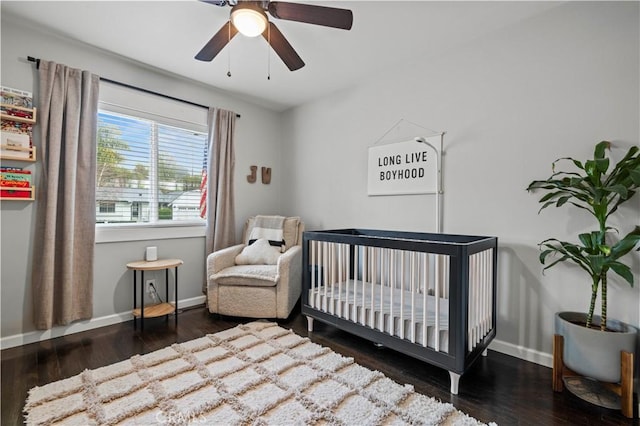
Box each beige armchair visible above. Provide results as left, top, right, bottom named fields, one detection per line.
left=206, top=216, right=304, bottom=319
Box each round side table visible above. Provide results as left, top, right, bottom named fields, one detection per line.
left=126, top=258, right=183, bottom=331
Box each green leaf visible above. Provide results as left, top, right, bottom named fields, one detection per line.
left=595, top=158, right=610, bottom=174
left=539, top=191, right=562, bottom=202
left=593, top=203, right=608, bottom=222
left=604, top=184, right=629, bottom=200
left=609, top=262, right=634, bottom=286
left=587, top=254, right=606, bottom=275
left=594, top=141, right=611, bottom=159
left=585, top=159, right=597, bottom=177
left=538, top=201, right=557, bottom=213
left=570, top=159, right=584, bottom=170
left=609, top=228, right=640, bottom=259
left=578, top=233, right=592, bottom=247
left=542, top=256, right=573, bottom=271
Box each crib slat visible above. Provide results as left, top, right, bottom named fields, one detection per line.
left=481, top=252, right=484, bottom=343
left=389, top=250, right=395, bottom=337
left=310, top=240, right=315, bottom=309
left=335, top=243, right=339, bottom=315
left=361, top=246, right=366, bottom=325
left=488, top=249, right=493, bottom=335
left=481, top=251, right=485, bottom=340
left=400, top=251, right=405, bottom=340
left=469, top=253, right=476, bottom=351
left=314, top=240, right=320, bottom=309
left=479, top=250, right=485, bottom=341
left=422, top=252, right=428, bottom=348
left=329, top=243, right=334, bottom=314
left=323, top=241, right=328, bottom=312
left=434, top=254, right=441, bottom=352
left=344, top=243, right=349, bottom=321
left=353, top=245, right=358, bottom=322
left=377, top=248, right=381, bottom=330
left=471, top=252, right=476, bottom=348
left=410, top=251, right=416, bottom=344
left=317, top=241, right=322, bottom=309
left=318, top=241, right=323, bottom=309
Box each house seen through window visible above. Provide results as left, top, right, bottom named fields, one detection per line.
left=96, top=109, right=208, bottom=225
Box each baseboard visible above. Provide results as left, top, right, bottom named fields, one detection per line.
left=488, top=338, right=553, bottom=369
left=0, top=295, right=206, bottom=350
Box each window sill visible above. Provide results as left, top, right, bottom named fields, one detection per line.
left=95, top=222, right=205, bottom=243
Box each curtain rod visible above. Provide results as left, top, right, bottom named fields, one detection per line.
left=27, top=56, right=240, bottom=118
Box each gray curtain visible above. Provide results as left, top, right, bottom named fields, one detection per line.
left=204, top=108, right=237, bottom=290
left=31, top=60, right=100, bottom=330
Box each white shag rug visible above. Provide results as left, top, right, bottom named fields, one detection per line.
left=24, top=321, right=494, bottom=425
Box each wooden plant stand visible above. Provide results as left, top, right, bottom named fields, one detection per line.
left=553, top=334, right=634, bottom=418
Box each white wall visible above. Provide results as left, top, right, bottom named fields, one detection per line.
left=0, top=16, right=286, bottom=344
left=281, top=2, right=640, bottom=364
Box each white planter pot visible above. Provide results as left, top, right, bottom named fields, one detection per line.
left=555, top=311, right=638, bottom=383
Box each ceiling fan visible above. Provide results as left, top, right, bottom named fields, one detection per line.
left=195, top=0, right=353, bottom=71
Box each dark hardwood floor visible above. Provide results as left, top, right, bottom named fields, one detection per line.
left=2, top=305, right=637, bottom=425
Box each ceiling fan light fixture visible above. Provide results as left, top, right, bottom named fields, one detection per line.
left=231, top=4, right=267, bottom=37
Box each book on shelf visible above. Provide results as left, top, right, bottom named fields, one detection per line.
left=0, top=86, right=33, bottom=109
left=0, top=131, right=32, bottom=159
left=1, top=169, right=31, bottom=186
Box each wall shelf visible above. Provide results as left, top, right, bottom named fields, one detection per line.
left=0, top=88, right=37, bottom=201
left=0, top=145, right=36, bottom=162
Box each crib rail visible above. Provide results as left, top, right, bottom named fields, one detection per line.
left=302, top=228, right=498, bottom=377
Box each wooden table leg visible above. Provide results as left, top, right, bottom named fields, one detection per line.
left=133, top=270, right=137, bottom=330
left=552, top=334, right=564, bottom=392
left=174, top=266, right=179, bottom=326
left=621, top=351, right=634, bottom=418
left=140, top=270, right=145, bottom=332
left=165, top=268, right=169, bottom=323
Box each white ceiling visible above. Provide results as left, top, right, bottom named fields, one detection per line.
left=2, top=1, right=561, bottom=111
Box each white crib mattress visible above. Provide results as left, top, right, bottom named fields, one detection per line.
left=308, top=279, right=450, bottom=351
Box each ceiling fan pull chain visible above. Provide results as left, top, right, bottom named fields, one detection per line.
left=227, top=20, right=232, bottom=77
left=267, top=22, right=271, bottom=81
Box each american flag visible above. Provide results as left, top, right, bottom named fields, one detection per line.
left=199, top=144, right=208, bottom=218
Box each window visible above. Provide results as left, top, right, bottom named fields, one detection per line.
left=95, top=83, right=208, bottom=226
left=98, top=201, right=116, bottom=213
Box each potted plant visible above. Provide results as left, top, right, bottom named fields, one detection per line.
left=527, top=140, right=640, bottom=385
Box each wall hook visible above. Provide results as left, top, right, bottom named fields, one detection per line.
left=261, top=167, right=272, bottom=184
left=247, top=165, right=257, bottom=183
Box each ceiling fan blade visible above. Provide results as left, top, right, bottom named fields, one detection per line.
left=268, top=2, right=353, bottom=30
left=200, top=0, right=228, bottom=6
left=195, top=21, right=238, bottom=61
left=262, top=22, right=305, bottom=71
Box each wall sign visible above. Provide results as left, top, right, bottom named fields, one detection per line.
left=367, top=137, right=440, bottom=196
